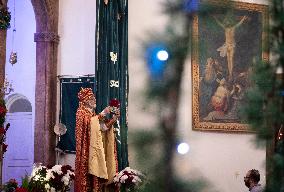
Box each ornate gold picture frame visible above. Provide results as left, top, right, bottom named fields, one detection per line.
left=192, top=1, right=268, bottom=132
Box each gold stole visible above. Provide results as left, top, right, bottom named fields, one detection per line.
left=88, top=115, right=116, bottom=183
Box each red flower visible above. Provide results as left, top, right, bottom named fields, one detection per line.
left=46, top=164, right=53, bottom=169
left=3, top=143, right=8, bottom=153
left=0, top=127, right=5, bottom=134
left=8, top=178, right=18, bottom=184
left=15, top=187, right=28, bottom=192
left=61, top=164, right=73, bottom=174
left=109, top=98, right=120, bottom=108
left=0, top=106, right=7, bottom=117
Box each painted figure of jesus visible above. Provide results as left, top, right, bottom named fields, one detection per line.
left=214, top=15, right=248, bottom=81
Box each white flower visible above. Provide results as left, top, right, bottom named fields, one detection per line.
left=52, top=165, right=63, bottom=174
left=124, top=167, right=131, bottom=172
left=50, top=187, right=56, bottom=192
left=113, top=167, right=145, bottom=190
left=113, top=174, right=119, bottom=183
left=44, top=169, right=55, bottom=181
left=45, top=183, right=50, bottom=190
left=34, top=175, right=40, bottom=181
left=134, top=176, right=142, bottom=183
left=62, top=175, right=70, bottom=186
left=120, top=175, right=128, bottom=183
left=67, top=170, right=74, bottom=175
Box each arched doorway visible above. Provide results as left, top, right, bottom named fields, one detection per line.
left=3, top=93, right=33, bottom=183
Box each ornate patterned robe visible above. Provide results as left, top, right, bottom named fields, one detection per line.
left=75, top=105, right=93, bottom=192
left=75, top=104, right=117, bottom=192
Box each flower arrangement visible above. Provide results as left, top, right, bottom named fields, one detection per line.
left=100, top=98, right=120, bottom=126
left=2, top=178, right=29, bottom=192
left=2, top=164, right=75, bottom=192
left=28, top=164, right=75, bottom=192
left=2, top=179, right=19, bottom=192
left=113, top=167, right=145, bottom=192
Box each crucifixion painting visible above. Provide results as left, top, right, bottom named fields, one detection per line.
left=192, top=1, right=268, bottom=132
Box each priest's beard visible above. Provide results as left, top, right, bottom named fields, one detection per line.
left=84, top=103, right=96, bottom=112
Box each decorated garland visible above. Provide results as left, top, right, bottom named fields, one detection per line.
left=0, top=7, right=11, bottom=30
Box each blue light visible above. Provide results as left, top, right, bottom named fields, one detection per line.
left=145, top=44, right=169, bottom=80
left=183, top=0, right=199, bottom=13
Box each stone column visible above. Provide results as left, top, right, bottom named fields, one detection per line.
left=0, top=30, right=6, bottom=91
left=34, top=32, right=59, bottom=165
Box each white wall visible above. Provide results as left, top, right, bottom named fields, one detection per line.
left=128, top=0, right=168, bottom=132
left=5, top=0, right=36, bottom=172
left=5, top=0, right=36, bottom=120
left=129, top=1, right=267, bottom=192
left=58, top=0, right=97, bottom=76
left=57, top=0, right=97, bottom=169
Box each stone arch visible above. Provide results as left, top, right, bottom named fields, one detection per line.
left=5, top=93, right=32, bottom=113
left=30, top=0, right=59, bottom=165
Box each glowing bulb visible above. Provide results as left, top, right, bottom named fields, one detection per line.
left=276, top=66, right=283, bottom=74
left=177, top=142, right=190, bottom=155
left=157, top=50, right=169, bottom=61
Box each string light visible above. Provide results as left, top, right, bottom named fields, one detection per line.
left=177, top=142, right=190, bottom=155
left=277, top=124, right=283, bottom=141
left=157, top=50, right=169, bottom=61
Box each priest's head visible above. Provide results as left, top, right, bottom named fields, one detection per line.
left=78, top=87, right=96, bottom=109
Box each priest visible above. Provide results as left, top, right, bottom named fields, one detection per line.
left=75, top=87, right=119, bottom=192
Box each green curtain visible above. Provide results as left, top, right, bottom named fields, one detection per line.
left=95, top=0, right=128, bottom=171
left=57, top=77, right=95, bottom=153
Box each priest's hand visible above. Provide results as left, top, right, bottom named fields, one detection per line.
left=100, top=106, right=111, bottom=116
left=113, top=110, right=120, bottom=120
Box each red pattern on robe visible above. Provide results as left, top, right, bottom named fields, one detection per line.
left=74, top=105, right=93, bottom=192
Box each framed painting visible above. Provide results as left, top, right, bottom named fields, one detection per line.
left=192, top=0, right=268, bottom=132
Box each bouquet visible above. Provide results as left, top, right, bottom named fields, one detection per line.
left=113, top=167, right=145, bottom=192
left=29, top=164, right=75, bottom=192
left=2, top=179, right=19, bottom=192
left=109, top=98, right=120, bottom=114
left=2, top=178, right=28, bottom=192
